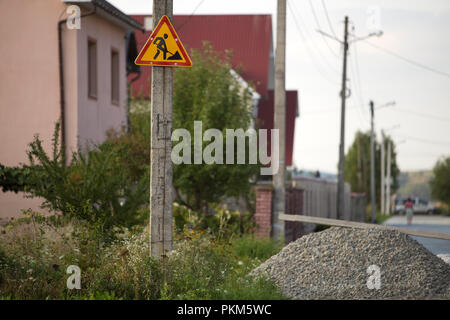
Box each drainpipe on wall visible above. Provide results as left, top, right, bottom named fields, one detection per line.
left=58, top=6, right=96, bottom=161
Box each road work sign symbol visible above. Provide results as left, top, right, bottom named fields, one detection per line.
left=135, top=15, right=192, bottom=67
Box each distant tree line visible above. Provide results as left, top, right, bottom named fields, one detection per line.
left=344, top=131, right=400, bottom=207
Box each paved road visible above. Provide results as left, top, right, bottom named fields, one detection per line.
left=384, top=215, right=450, bottom=255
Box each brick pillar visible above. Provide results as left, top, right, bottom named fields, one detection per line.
left=254, top=186, right=273, bottom=238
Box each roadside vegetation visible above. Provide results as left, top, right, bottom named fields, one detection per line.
left=430, top=156, right=450, bottom=215
left=365, top=207, right=391, bottom=224
left=345, top=131, right=400, bottom=208
left=0, top=44, right=284, bottom=300
left=0, top=207, right=284, bottom=300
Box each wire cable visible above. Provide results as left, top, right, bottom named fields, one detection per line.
left=390, top=108, right=450, bottom=123
left=321, top=0, right=337, bottom=39
left=395, top=134, right=450, bottom=146
left=307, top=0, right=339, bottom=58
left=352, top=41, right=371, bottom=121
left=176, top=0, right=206, bottom=31
left=363, top=40, right=450, bottom=79
left=289, top=0, right=340, bottom=76
left=287, top=0, right=340, bottom=85
left=348, top=56, right=369, bottom=128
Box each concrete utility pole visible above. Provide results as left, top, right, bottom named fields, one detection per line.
left=370, top=101, right=376, bottom=223
left=272, top=0, right=286, bottom=241
left=337, top=16, right=349, bottom=220
left=149, top=0, right=173, bottom=258
left=357, top=133, right=362, bottom=191
left=380, top=130, right=385, bottom=214
left=386, top=140, right=392, bottom=215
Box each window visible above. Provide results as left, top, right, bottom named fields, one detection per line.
left=111, top=49, right=119, bottom=104
left=88, top=39, right=97, bottom=98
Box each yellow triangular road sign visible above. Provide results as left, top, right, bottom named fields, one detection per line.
left=135, top=15, right=192, bottom=67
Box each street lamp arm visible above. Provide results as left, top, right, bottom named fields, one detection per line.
left=376, top=101, right=396, bottom=110
left=349, top=31, right=383, bottom=44
left=316, top=29, right=343, bottom=44
left=384, top=124, right=401, bottom=132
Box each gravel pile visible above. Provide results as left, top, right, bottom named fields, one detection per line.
left=252, top=227, right=450, bottom=299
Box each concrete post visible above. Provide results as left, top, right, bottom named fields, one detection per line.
left=149, top=0, right=173, bottom=258
left=272, top=0, right=286, bottom=241
left=337, top=16, right=349, bottom=220
left=381, top=131, right=385, bottom=214
left=386, top=140, right=392, bottom=215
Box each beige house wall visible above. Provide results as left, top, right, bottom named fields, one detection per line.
left=76, top=14, right=128, bottom=150
left=0, top=0, right=130, bottom=220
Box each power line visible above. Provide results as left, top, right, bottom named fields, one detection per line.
left=301, top=103, right=363, bottom=115
left=321, top=0, right=337, bottom=39
left=400, top=152, right=448, bottom=159
left=363, top=40, right=450, bottom=79
left=349, top=48, right=369, bottom=126
left=352, top=41, right=371, bottom=121
left=287, top=0, right=340, bottom=85
left=307, top=0, right=339, bottom=58
left=344, top=27, right=370, bottom=129
left=391, top=108, right=450, bottom=123
left=348, top=58, right=369, bottom=128
left=289, top=0, right=340, bottom=76
left=396, top=134, right=450, bottom=146
left=176, top=0, right=206, bottom=31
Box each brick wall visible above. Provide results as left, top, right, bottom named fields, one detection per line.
left=253, top=185, right=305, bottom=243
left=254, top=186, right=273, bottom=238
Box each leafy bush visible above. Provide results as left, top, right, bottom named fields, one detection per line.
left=230, top=235, right=282, bottom=262
left=104, top=107, right=150, bottom=184
left=0, top=164, right=33, bottom=193
left=430, top=157, right=450, bottom=209
left=173, top=202, right=255, bottom=239
left=22, top=123, right=148, bottom=234
left=172, top=43, right=261, bottom=213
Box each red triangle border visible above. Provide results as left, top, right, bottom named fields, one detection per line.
left=135, top=15, right=192, bottom=67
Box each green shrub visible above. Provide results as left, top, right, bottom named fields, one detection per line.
left=0, top=164, right=33, bottom=193
left=173, top=202, right=255, bottom=239
left=230, top=234, right=283, bottom=262
left=104, top=108, right=150, bottom=184
left=172, top=43, right=260, bottom=213
left=22, top=123, right=148, bottom=234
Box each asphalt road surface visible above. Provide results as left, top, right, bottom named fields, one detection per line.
left=384, top=215, right=450, bottom=255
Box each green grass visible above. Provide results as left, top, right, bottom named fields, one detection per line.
left=374, top=211, right=391, bottom=224
left=365, top=205, right=391, bottom=224
left=0, top=219, right=287, bottom=300
left=230, top=234, right=283, bottom=262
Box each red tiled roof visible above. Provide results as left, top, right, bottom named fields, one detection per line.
left=257, top=90, right=298, bottom=166
left=129, top=14, right=272, bottom=98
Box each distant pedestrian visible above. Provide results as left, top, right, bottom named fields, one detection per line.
left=405, top=197, right=414, bottom=225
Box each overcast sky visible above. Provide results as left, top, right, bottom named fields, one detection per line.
left=109, top=0, right=450, bottom=174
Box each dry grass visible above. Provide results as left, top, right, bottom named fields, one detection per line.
left=0, top=212, right=285, bottom=300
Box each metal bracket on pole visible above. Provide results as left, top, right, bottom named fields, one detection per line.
left=156, top=113, right=172, bottom=140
